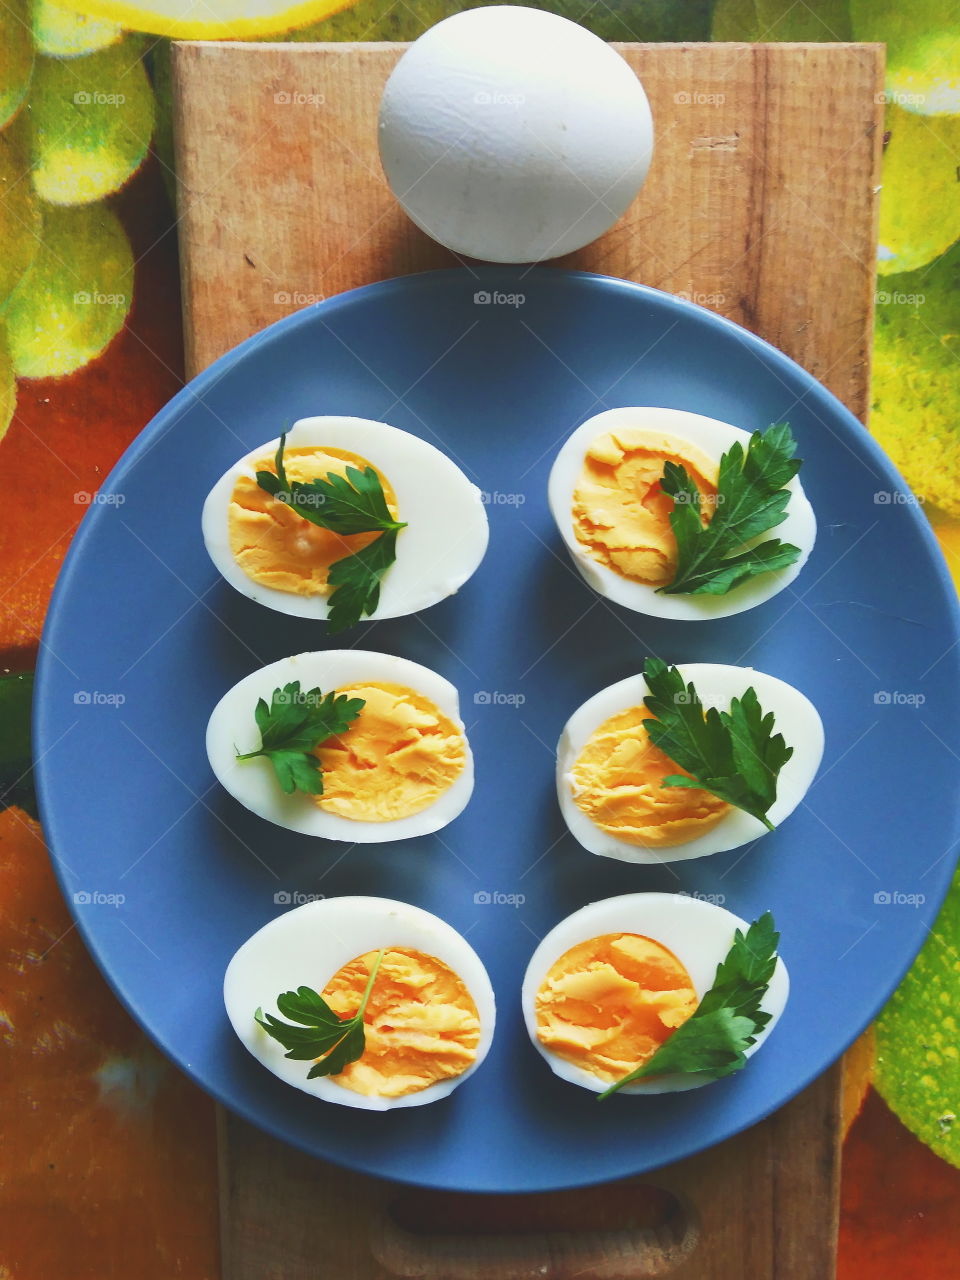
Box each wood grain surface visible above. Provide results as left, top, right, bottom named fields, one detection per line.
left=172, top=39, right=883, bottom=1280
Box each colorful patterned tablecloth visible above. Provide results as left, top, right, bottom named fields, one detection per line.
left=1, top=2, right=958, bottom=1274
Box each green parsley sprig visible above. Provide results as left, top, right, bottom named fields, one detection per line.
left=598, top=913, right=779, bottom=1097
left=642, top=658, right=793, bottom=830
left=255, top=433, right=406, bottom=631
left=659, top=423, right=802, bottom=596
left=236, top=680, right=364, bottom=796
left=255, top=948, right=385, bottom=1080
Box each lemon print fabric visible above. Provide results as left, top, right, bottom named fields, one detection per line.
left=4, top=203, right=133, bottom=379
left=851, top=0, right=960, bottom=116
left=29, top=37, right=154, bottom=205
left=45, top=0, right=359, bottom=39
left=711, top=0, right=851, bottom=40
left=33, top=0, right=123, bottom=56
left=871, top=243, right=960, bottom=520
left=876, top=867, right=960, bottom=1167
left=0, top=327, right=16, bottom=443
left=0, top=0, right=34, bottom=129
left=877, top=107, right=960, bottom=276
left=0, top=117, right=41, bottom=303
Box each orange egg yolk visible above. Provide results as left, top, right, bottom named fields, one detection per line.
left=321, top=947, right=480, bottom=1097
left=536, top=933, right=698, bottom=1082
left=314, top=682, right=466, bottom=822
left=228, top=446, right=399, bottom=596
left=571, top=705, right=729, bottom=847
left=572, top=428, right=718, bottom=587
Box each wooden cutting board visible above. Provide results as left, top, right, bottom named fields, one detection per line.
left=171, top=39, right=883, bottom=1280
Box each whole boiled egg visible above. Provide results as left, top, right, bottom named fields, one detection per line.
left=548, top=406, right=817, bottom=620
left=226, top=896, right=496, bottom=1110
left=202, top=415, right=488, bottom=623
left=522, top=892, right=789, bottom=1095
left=558, top=662, right=824, bottom=863
left=207, top=649, right=474, bottom=841
left=378, top=7, right=654, bottom=263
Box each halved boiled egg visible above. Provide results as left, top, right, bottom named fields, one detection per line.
left=548, top=406, right=816, bottom=620
left=202, top=415, right=489, bottom=621
left=521, top=892, right=789, bottom=1094
left=558, top=663, right=824, bottom=863
left=207, top=649, right=473, bottom=841
left=225, top=896, right=496, bottom=1109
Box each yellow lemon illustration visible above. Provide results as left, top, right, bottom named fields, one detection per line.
left=33, top=0, right=123, bottom=57
left=4, top=202, right=133, bottom=379
left=876, top=868, right=960, bottom=1167
left=29, top=38, right=154, bottom=205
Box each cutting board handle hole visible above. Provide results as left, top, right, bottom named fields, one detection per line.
left=371, top=1183, right=699, bottom=1278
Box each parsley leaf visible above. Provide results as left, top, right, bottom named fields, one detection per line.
left=236, top=680, right=364, bottom=796
left=598, top=913, right=780, bottom=1096
left=326, top=528, right=399, bottom=634
left=255, top=433, right=407, bottom=630
left=659, top=422, right=803, bottom=595
left=641, top=658, right=793, bottom=830
left=255, top=948, right=385, bottom=1080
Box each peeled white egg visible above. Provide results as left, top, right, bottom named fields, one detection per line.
left=378, top=7, right=654, bottom=263
left=548, top=406, right=817, bottom=620
left=225, top=896, right=496, bottom=1110
left=207, top=649, right=474, bottom=842
left=522, top=892, right=789, bottom=1095
left=202, top=415, right=488, bottom=622
left=558, top=662, right=824, bottom=864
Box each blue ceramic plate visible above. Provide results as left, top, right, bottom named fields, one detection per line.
left=35, top=268, right=960, bottom=1193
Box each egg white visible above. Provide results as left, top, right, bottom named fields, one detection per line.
left=548, top=406, right=817, bottom=620
left=225, top=896, right=496, bottom=1110
left=202, top=415, right=489, bottom=621
left=522, top=892, right=789, bottom=1095
left=558, top=662, right=824, bottom=864
left=207, top=650, right=474, bottom=841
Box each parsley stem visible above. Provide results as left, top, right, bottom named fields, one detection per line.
left=357, top=947, right=386, bottom=1021
left=596, top=1068, right=649, bottom=1101
left=318, top=951, right=385, bottom=1072
left=274, top=432, right=289, bottom=490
